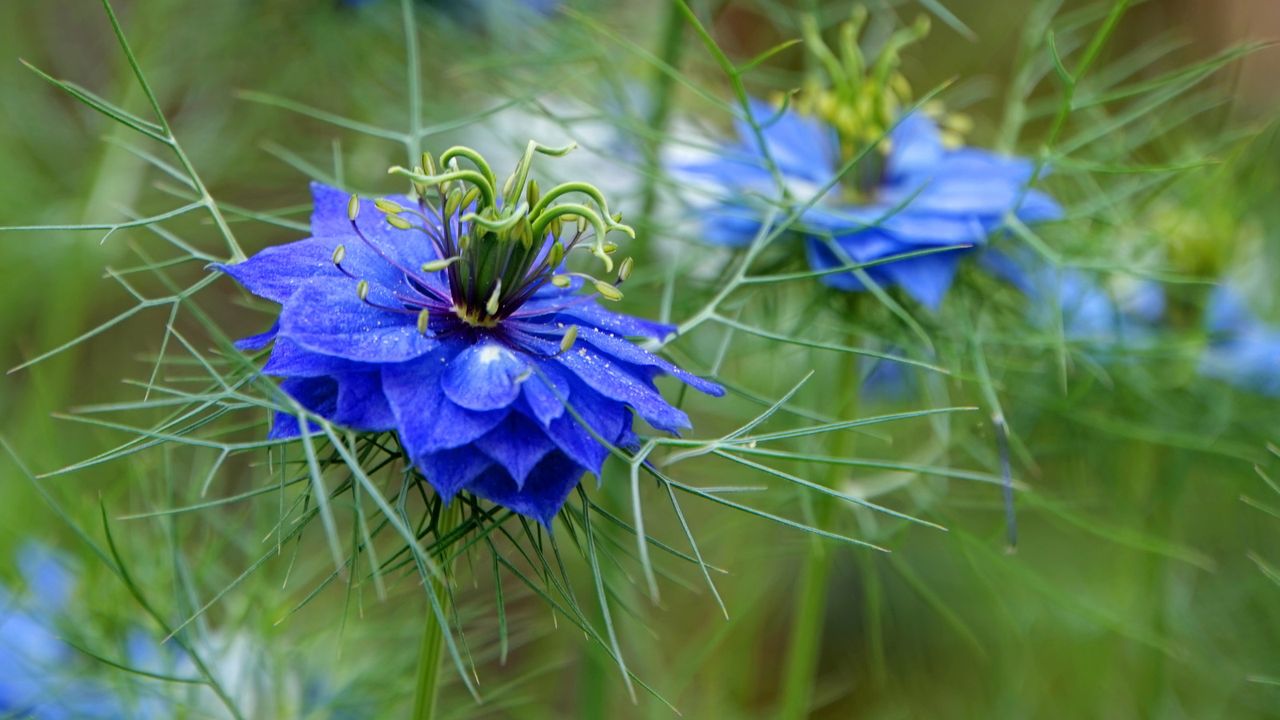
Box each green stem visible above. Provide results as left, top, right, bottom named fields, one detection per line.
left=411, top=504, right=460, bottom=720
left=778, top=527, right=834, bottom=720
left=638, top=0, right=686, bottom=227
left=778, top=334, right=860, bottom=719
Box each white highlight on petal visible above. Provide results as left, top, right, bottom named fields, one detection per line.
left=478, top=344, right=510, bottom=365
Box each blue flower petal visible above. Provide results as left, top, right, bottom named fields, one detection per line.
left=215, top=238, right=344, bottom=305
left=268, top=376, right=339, bottom=439
left=417, top=447, right=495, bottom=499
left=567, top=325, right=723, bottom=396
left=521, top=365, right=570, bottom=427
left=17, top=545, right=72, bottom=611
left=382, top=351, right=507, bottom=456
left=263, top=338, right=366, bottom=377
left=879, top=251, right=964, bottom=310
left=234, top=322, right=279, bottom=352
left=442, top=340, right=530, bottom=411
left=334, top=371, right=397, bottom=431
left=556, top=344, right=691, bottom=433
left=466, top=451, right=586, bottom=527
left=737, top=98, right=839, bottom=184
left=887, top=113, right=945, bottom=179
left=279, top=277, right=439, bottom=363
left=310, top=183, right=445, bottom=291
left=476, top=413, right=557, bottom=489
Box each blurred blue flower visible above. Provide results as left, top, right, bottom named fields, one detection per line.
left=1, top=545, right=125, bottom=719
left=678, top=101, right=1061, bottom=309
left=2, top=544, right=364, bottom=719
left=1200, top=285, right=1280, bottom=395
left=982, top=251, right=1165, bottom=345
left=220, top=181, right=722, bottom=525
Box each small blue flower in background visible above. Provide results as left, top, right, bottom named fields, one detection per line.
left=675, top=11, right=1060, bottom=310
left=1200, top=285, right=1280, bottom=395
left=219, top=147, right=722, bottom=526
left=982, top=251, right=1165, bottom=346
left=2, top=544, right=364, bottom=719
left=1, top=545, right=123, bottom=719
left=679, top=102, right=1062, bottom=310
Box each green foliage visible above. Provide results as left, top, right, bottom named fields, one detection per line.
left=0, top=0, right=1277, bottom=717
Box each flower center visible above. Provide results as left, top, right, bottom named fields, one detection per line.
left=338, top=142, right=636, bottom=334
left=788, top=8, right=929, bottom=198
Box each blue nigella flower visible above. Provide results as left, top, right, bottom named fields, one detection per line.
left=981, top=251, right=1165, bottom=346
left=2, top=544, right=364, bottom=719
left=679, top=101, right=1062, bottom=309
left=1, top=545, right=127, bottom=719
left=1200, top=285, right=1280, bottom=396
left=218, top=146, right=722, bottom=525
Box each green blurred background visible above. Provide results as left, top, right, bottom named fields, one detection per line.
left=1, top=1, right=1278, bottom=718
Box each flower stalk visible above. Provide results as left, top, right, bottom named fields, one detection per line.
left=411, top=503, right=462, bottom=720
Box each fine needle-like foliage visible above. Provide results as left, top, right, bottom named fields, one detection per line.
left=2, top=0, right=1277, bottom=717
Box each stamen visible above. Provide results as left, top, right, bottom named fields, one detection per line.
left=417, top=308, right=430, bottom=335
left=617, top=256, right=634, bottom=283
left=485, top=280, right=502, bottom=316
left=347, top=194, right=360, bottom=221
left=356, top=280, right=369, bottom=301
left=331, top=244, right=346, bottom=266
left=594, top=281, right=623, bottom=302
left=421, top=257, right=461, bottom=273
left=375, top=198, right=405, bottom=215
left=559, top=325, right=579, bottom=354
